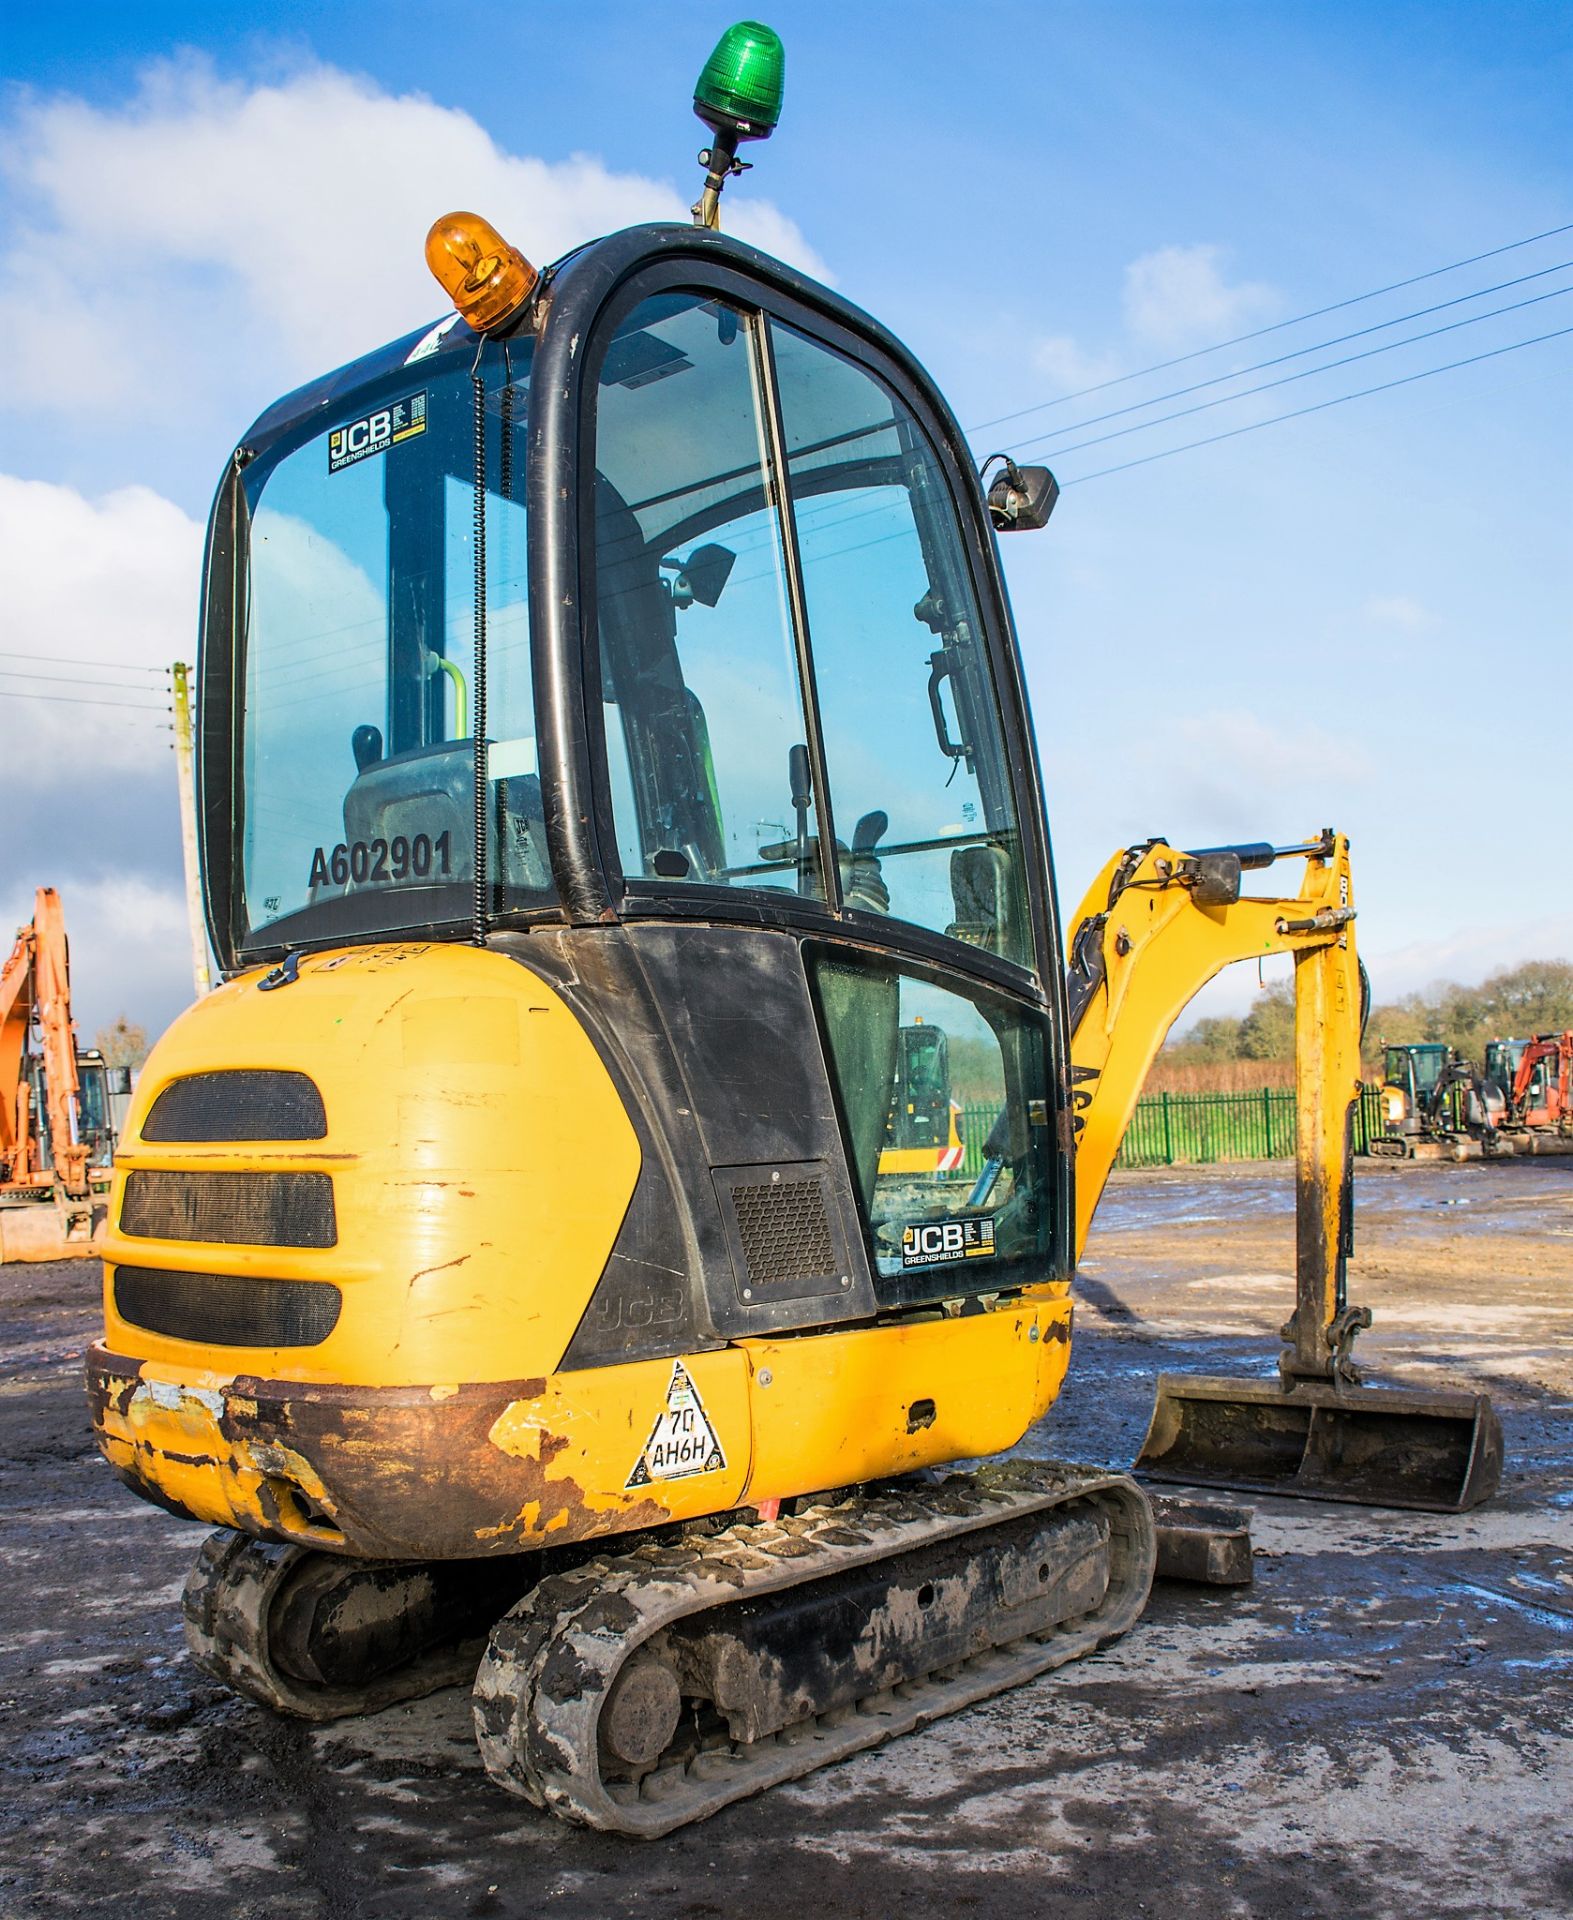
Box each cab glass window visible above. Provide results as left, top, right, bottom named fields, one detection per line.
left=239, top=351, right=544, bottom=946
left=592, top=293, right=817, bottom=893
left=1412, top=1048, right=1445, bottom=1096
left=809, top=948, right=1056, bottom=1307
left=770, top=322, right=1031, bottom=967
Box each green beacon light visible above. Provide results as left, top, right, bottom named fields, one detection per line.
left=691, top=21, right=785, bottom=231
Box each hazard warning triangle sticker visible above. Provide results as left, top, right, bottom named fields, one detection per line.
left=626, top=1361, right=728, bottom=1488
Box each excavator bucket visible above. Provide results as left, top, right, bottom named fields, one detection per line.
left=1136, top=1374, right=1504, bottom=1513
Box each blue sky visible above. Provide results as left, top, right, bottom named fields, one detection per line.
left=2, top=1, right=1569, bottom=1037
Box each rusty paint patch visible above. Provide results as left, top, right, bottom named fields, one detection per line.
left=215, top=1370, right=667, bottom=1558
left=485, top=1398, right=666, bottom=1548
left=88, top=1343, right=669, bottom=1558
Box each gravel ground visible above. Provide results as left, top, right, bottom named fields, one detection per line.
left=1, top=1156, right=1569, bottom=1920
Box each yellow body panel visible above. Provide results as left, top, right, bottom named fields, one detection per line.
left=101, top=944, right=642, bottom=1387
left=90, top=940, right=1075, bottom=1559
left=88, top=1295, right=1069, bottom=1557
left=740, top=1290, right=1072, bottom=1502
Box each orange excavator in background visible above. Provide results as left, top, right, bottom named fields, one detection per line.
left=1496, top=1031, right=1573, bottom=1154
left=0, top=887, right=118, bottom=1261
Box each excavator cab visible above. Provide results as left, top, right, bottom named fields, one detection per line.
left=1371, top=1040, right=1506, bottom=1159
left=1484, top=1037, right=1529, bottom=1103
left=166, top=243, right=1068, bottom=1331
left=1500, top=1031, right=1573, bottom=1148
left=886, top=1023, right=953, bottom=1156
left=1384, top=1041, right=1448, bottom=1111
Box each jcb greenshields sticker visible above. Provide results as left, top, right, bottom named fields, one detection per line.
left=901, top=1216, right=996, bottom=1269
left=626, top=1362, right=727, bottom=1488
left=329, top=391, right=427, bottom=472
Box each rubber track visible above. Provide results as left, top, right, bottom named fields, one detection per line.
left=183, top=1531, right=491, bottom=1721
left=472, top=1461, right=1155, bottom=1836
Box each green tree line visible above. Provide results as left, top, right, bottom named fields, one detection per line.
left=1165, top=960, right=1573, bottom=1071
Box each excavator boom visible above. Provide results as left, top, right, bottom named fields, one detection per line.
left=1066, top=832, right=1500, bottom=1511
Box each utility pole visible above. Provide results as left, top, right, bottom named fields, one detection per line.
left=171, top=662, right=212, bottom=998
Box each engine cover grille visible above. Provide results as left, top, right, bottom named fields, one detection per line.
left=120, top=1170, right=337, bottom=1248
left=113, top=1266, right=342, bottom=1347
left=730, top=1179, right=834, bottom=1285
left=141, top=1071, right=327, bottom=1143
left=712, top=1161, right=849, bottom=1303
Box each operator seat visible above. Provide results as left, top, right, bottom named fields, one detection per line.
left=338, top=740, right=551, bottom=892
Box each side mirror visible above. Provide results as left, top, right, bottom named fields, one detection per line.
left=985, top=460, right=1058, bottom=533
left=669, top=542, right=737, bottom=609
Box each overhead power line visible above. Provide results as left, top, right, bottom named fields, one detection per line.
left=0, top=648, right=168, bottom=676
left=1017, top=281, right=1573, bottom=465
left=0, top=688, right=172, bottom=714
left=999, top=257, right=1573, bottom=453
left=0, top=663, right=176, bottom=693
left=970, top=217, right=1573, bottom=435
left=1063, top=322, right=1573, bottom=487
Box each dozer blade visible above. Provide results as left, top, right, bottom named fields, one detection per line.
left=1136, top=1374, right=1503, bottom=1513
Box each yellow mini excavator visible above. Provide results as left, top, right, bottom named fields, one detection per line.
left=85, top=24, right=1500, bottom=1836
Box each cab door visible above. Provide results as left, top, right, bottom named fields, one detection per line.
left=563, top=253, right=1071, bottom=1319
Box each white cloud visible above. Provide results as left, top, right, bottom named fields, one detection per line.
left=0, top=57, right=829, bottom=420
left=1121, top=243, right=1279, bottom=353
left=1029, top=334, right=1123, bottom=399
left=1172, top=708, right=1371, bottom=790
left=0, top=473, right=201, bottom=775
left=1057, top=706, right=1373, bottom=854
left=1362, top=593, right=1433, bottom=633
left=1019, top=243, right=1279, bottom=440
left=1363, top=914, right=1573, bottom=1001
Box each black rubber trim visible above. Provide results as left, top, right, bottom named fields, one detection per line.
left=113, top=1266, right=342, bottom=1348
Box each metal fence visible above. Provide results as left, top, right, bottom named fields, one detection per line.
left=955, top=1086, right=1388, bottom=1174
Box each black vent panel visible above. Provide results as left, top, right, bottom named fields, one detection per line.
left=114, top=1266, right=342, bottom=1347
left=120, top=1170, right=336, bottom=1248
left=142, top=1071, right=327, bottom=1143
left=713, top=1162, right=848, bottom=1302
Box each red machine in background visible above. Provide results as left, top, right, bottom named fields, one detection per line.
left=0, top=887, right=118, bottom=1260
left=1498, top=1032, right=1573, bottom=1153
